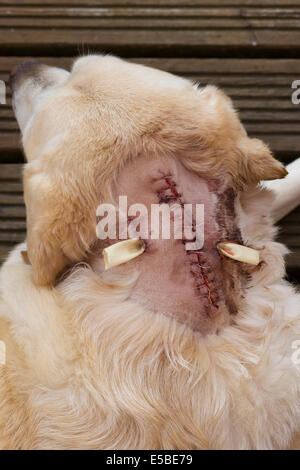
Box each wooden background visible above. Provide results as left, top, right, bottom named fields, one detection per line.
left=0, top=0, right=299, bottom=281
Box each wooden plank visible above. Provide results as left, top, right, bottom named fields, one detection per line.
left=1, top=6, right=300, bottom=16
left=0, top=164, right=23, bottom=180
left=0, top=206, right=26, bottom=218
left=2, top=6, right=300, bottom=18
left=0, top=231, right=25, bottom=243
left=1, top=19, right=298, bottom=31
left=0, top=122, right=18, bottom=131
left=0, top=5, right=300, bottom=51
left=241, top=111, right=300, bottom=121
left=0, top=219, right=26, bottom=230
left=0, top=194, right=24, bottom=205
left=0, top=7, right=300, bottom=28
left=0, top=134, right=21, bottom=153
left=0, top=31, right=290, bottom=53
left=0, top=29, right=257, bottom=49
left=2, top=1, right=300, bottom=7
left=0, top=182, right=22, bottom=192
left=3, top=18, right=300, bottom=30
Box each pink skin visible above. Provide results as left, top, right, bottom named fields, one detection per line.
left=93, top=155, right=235, bottom=334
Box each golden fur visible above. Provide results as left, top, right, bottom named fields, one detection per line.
left=0, top=55, right=299, bottom=449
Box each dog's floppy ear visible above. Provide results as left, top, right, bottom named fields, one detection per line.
left=196, top=86, right=287, bottom=187
left=24, top=160, right=98, bottom=286
left=235, top=136, right=287, bottom=188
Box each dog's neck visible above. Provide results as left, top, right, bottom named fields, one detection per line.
left=90, top=155, right=249, bottom=334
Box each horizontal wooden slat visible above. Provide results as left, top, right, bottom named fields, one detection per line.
left=0, top=8, right=300, bottom=30
left=0, top=133, right=22, bottom=153
left=0, top=30, right=260, bottom=48
left=1, top=58, right=300, bottom=155
left=3, top=7, right=300, bottom=17
left=0, top=219, right=26, bottom=230
left=3, top=1, right=300, bottom=5
left=1, top=30, right=300, bottom=52
left=0, top=182, right=22, bottom=192
left=0, top=206, right=26, bottom=218
left=0, top=163, right=23, bottom=179
left=0, top=231, right=25, bottom=243
left=2, top=19, right=300, bottom=31
left=0, top=193, right=24, bottom=205
left=1, top=5, right=300, bottom=18
left=0, top=4, right=300, bottom=52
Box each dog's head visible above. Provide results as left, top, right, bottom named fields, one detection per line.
left=11, top=55, right=287, bottom=332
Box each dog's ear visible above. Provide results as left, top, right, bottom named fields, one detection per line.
left=196, top=86, right=287, bottom=187
left=235, top=136, right=287, bottom=188
left=24, top=160, right=97, bottom=286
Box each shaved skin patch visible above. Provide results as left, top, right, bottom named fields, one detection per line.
left=94, top=156, right=246, bottom=335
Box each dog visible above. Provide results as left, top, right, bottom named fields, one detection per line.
left=0, top=55, right=299, bottom=449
